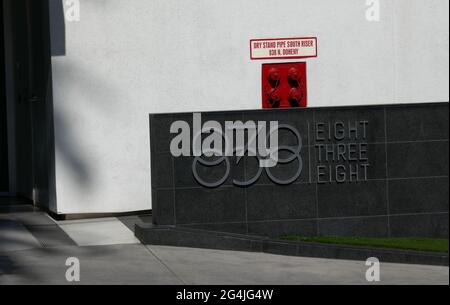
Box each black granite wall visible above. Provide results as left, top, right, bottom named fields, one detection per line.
left=150, top=103, right=449, bottom=238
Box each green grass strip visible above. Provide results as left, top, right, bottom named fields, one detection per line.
left=280, top=236, right=449, bottom=253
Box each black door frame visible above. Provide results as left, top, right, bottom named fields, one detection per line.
left=2, top=0, right=54, bottom=205
left=0, top=0, right=9, bottom=195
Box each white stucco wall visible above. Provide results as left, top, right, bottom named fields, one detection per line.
left=50, top=0, right=449, bottom=214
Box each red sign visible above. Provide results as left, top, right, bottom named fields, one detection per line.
left=262, top=62, right=307, bottom=109
left=250, top=37, right=318, bottom=60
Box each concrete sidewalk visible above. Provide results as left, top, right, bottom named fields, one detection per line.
left=0, top=205, right=448, bottom=285
left=1, top=244, right=448, bottom=285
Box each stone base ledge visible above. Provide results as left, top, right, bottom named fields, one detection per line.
left=135, top=224, right=449, bottom=267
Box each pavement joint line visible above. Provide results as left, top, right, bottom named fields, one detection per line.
left=56, top=217, right=123, bottom=225
left=24, top=224, right=79, bottom=247
left=0, top=243, right=48, bottom=255
left=172, top=211, right=450, bottom=226
left=14, top=223, right=58, bottom=227
left=144, top=245, right=188, bottom=285
left=0, top=219, right=45, bottom=250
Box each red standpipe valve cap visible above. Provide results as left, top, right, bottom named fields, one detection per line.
left=267, top=68, right=281, bottom=82
left=266, top=88, right=281, bottom=106
left=288, top=87, right=303, bottom=102
left=287, top=67, right=301, bottom=82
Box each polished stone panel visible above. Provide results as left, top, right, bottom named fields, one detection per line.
left=314, top=143, right=386, bottom=180
left=180, top=222, right=248, bottom=235
left=243, top=109, right=313, bottom=146
left=151, top=153, right=173, bottom=189
left=317, top=180, right=388, bottom=218
left=247, top=184, right=316, bottom=221
left=389, top=177, right=449, bottom=214
left=152, top=190, right=175, bottom=225
left=386, top=104, right=449, bottom=142
left=247, top=219, right=318, bottom=238
left=174, top=156, right=244, bottom=188
left=390, top=213, right=449, bottom=238
left=150, top=114, right=173, bottom=154
left=387, top=141, right=449, bottom=178
left=313, top=107, right=386, bottom=144
left=174, top=188, right=246, bottom=225
left=246, top=146, right=311, bottom=186
left=150, top=103, right=449, bottom=239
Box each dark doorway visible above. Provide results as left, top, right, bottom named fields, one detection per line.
left=0, top=0, right=9, bottom=193
left=2, top=0, right=53, bottom=206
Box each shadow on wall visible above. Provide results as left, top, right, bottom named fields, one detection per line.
left=47, top=0, right=124, bottom=195
left=49, top=57, right=125, bottom=192
left=48, top=0, right=92, bottom=192
left=52, top=110, right=92, bottom=190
